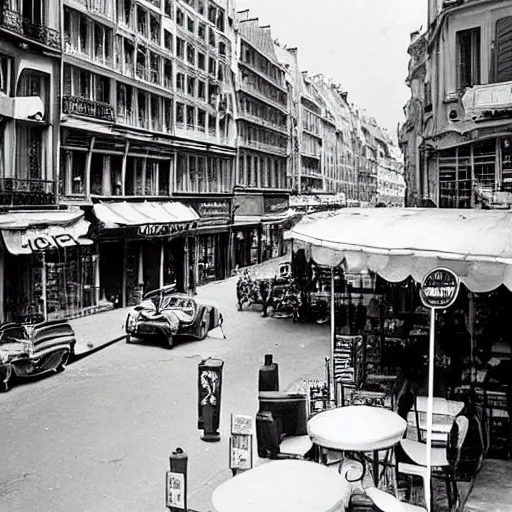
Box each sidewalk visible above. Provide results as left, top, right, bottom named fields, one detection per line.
left=70, top=306, right=131, bottom=358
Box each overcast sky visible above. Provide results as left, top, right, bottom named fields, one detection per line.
left=236, top=0, right=426, bottom=139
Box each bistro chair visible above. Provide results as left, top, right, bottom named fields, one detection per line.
left=398, top=415, right=469, bottom=509
left=364, top=486, right=427, bottom=512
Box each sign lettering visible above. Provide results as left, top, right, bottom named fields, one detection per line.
left=420, top=268, right=460, bottom=309
left=138, top=222, right=198, bottom=237
left=198, top=201, right=230, bottom=218
left=28, top=234, right=78, bottom=252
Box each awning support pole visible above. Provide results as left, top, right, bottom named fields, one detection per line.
left=330, top=267, right=335, bottom=403
left=425, top=307, right=435, bottom=512
left=41, top=252, right=47, bottom=321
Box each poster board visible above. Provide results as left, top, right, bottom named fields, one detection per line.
left=229, top=414, right=254, bottom=473
left=333, top=335, right=363, bottom=386
left=166, top=471, right=185, bottom=510
left=229, top=434, right=253, bottom=471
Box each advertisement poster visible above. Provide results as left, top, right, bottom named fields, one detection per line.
left=229, top=434, right=253, bottom=471
left=231, top=414, right=254, bottom=435
left=166, top=471, right=185, bottom=509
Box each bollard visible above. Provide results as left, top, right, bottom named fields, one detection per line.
left=166, top=447, right=188, bottom=512
left=198, top=358, right=224, bottom=442
left=258, top=354, right=279, bottom=392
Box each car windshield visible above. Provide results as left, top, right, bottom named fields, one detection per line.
left=161, top=297, right=195, bottom=310
left=0, top=327, right=28, bottom=345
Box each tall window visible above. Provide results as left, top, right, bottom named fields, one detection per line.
left=495, top=17, right=512, bottom=83
left=456, top=27, right=481, bottom=90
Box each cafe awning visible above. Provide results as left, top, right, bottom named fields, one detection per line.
left=0, top=207, right=91, bottom=255
left=93, top=201, right=199, bottom=229
left=288, top=207, right=512, bottom=293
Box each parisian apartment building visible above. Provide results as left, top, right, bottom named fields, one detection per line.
left=0, top=0, right=404, bottom=324
left=400, top=0, right=512, bottom=209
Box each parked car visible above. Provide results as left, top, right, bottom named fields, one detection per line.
left=125, top=290, right=223, bottom=349
left=0, top=321, right=76, bottom=392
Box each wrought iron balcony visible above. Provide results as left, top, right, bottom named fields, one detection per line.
left=0, top=178, right=55, bottom=206
left=0, top=8, right=60, bottom=50
left=63, top=96, right=115, bottom=122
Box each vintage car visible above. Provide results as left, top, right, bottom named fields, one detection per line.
left=0, top=321, right=77, bottom=392
left=125, top=290, right=223, bottom=348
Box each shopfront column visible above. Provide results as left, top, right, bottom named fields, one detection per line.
left=122, top=240, right=128, bottom=307
left=0, top=247, right=4, bottom=324
left=184, top=238, right=189, bottom=291
left=41, top=253, right=47, bottom=320
left=94, top=250, right=100, bottom=305
left=159, top=240, right=165, bottom=289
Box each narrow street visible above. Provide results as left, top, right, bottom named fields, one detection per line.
left=0, top=277, right=329, bottom=512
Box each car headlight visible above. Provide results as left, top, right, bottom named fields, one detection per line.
left=0, top=351, right=8, bottom=364
left=126, top=313, right=137, bottom=332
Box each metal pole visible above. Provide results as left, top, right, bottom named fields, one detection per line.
left=330, top=267, right=336, bottom=401
left=425, top=307, right=435, bottom=512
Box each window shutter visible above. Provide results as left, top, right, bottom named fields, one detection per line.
left=496, top=16, right=512, bottom=83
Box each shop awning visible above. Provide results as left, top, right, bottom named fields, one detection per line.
left=0, top=208, right=91, bottom=255
left=93, top=201, right=199, bottom=229
left=287, top=207, right=512, bottom=293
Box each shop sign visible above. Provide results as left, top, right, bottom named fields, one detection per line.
left=138, top=222, right=198, bottom=237
left=264, top=196, right=289, bottom=215
left=420, top=267, right=460, bottom=309
left=233, top=195, right=263, bottom=216
left=198, top=201, right=230, bottom=219
left=28, top=233, right=78, bottom=252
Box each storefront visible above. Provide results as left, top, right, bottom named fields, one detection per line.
left=287, top=207, right=512, bottom=509
left=0, top=208, right=96, bottom=323
left=176, top=197, right=232, bottom=287
left=91, top=201, right=200, bottom=307
left=232, top=192, right=298, bottom=269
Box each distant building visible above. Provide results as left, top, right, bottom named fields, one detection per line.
left=233, top=10, right=292, bottom=267
left=401, top=0, right=512, bottom=209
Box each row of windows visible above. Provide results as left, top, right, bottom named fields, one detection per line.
left=176, top=154, right=232, bottom=193
left=240, top=69, right=287, bottom=108
left=238, top=153, right=286, bottom=189
left=176, top=71, right=219, bottom=104
left=176, top=38, right=226, bottom=79
left=238, top=124, right=288, bottom=153
left=175, top=101, right=217, bottom=132
left=238, top=94, right=287, bottom=132
left=240, top=41, right=284, bottom=87
left=178, top=0, right=225, bottom=32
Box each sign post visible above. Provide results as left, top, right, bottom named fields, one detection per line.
left=419, top=267, right=460, bottom=512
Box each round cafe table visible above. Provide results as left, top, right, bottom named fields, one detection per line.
left=308, top=406, right=407, bottom=486
left=212, top=459, right=350, bottom=512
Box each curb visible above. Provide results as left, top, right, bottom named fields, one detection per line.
left=70, top=334, right=128, bottom=363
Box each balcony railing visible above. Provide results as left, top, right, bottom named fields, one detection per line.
left=238, top=110, right=288, bottom=135
left=63, top=96, right=115, bottom=122
left=0, top=178, right=55, bottom=206
left=0, top=8, right=60, bottom=50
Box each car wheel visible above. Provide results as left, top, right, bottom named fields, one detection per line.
left=56, top=351, right=69, bottom=373
left=166, top=336, right=174, bottom=349
left=126, top=335, right=133, bottom=344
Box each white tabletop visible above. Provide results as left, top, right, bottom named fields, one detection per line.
left=308, top=405, right=407, bottom=451
left=414, top=397, right=464, bottom=417
left=211, top=460, right=349, bottom=512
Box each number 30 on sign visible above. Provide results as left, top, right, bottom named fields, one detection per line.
left=166, top=471, right=185, bottom=509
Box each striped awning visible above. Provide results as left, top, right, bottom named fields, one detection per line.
left=93, top=201, right=199, bottom=229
